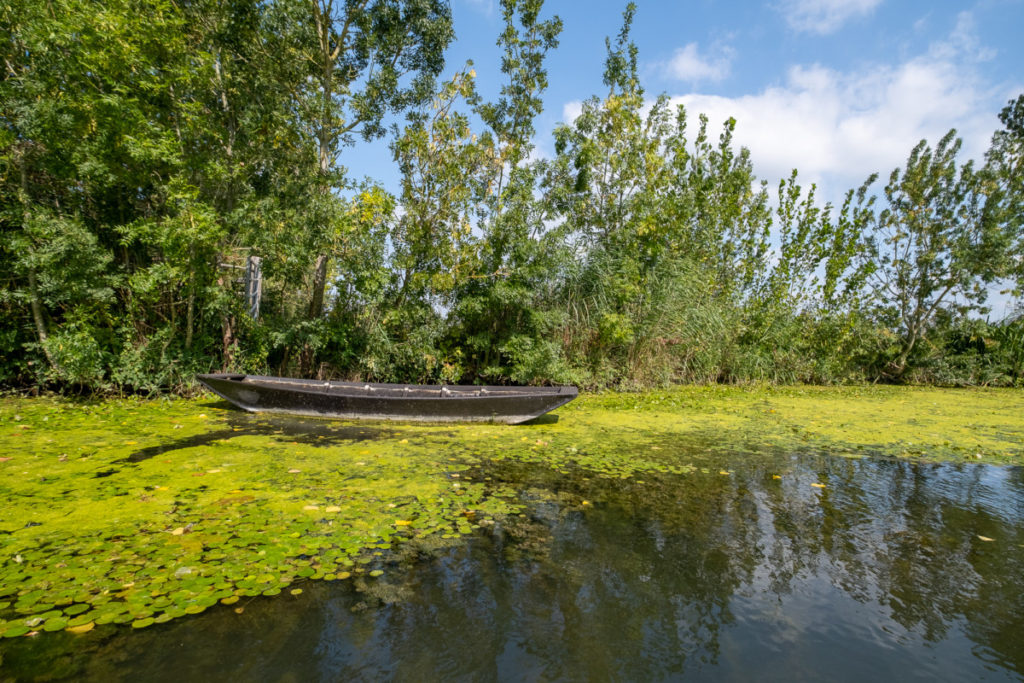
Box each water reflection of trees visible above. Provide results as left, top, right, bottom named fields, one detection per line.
left=603, top=457, right=1024, bottom=676
left=357, top=456, right=1024, bottom=679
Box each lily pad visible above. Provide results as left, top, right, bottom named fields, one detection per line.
left=43, top=617, right=69, bottom=632
left=3, top=624, right=31, bottom=638
left=68, top=613, right=98, bottom=628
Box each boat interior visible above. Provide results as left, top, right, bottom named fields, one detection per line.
left=215, top=374, right=575, bottom=398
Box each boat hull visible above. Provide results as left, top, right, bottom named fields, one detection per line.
left=195, top=374, right=578, bottom=424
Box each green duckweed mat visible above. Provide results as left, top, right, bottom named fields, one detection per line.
left=1, top=384, right=1021, bottom=638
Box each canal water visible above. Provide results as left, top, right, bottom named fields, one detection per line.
left=2, top=444, right=1022, bottom=681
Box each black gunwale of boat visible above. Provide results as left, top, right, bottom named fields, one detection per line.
left=197, top=373, right=576, bottom=401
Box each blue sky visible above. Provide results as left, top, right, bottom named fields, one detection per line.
left=345, top=0, right=1022, bottom=201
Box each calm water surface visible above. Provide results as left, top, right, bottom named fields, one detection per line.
left=3, top=438, right=1023, bottom=681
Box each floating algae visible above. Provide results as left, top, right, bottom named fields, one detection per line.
left=1, top=385, right=1022, bottom=640
left=0, top=397, right=522, bottom=637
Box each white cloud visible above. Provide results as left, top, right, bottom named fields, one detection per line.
left=778, top=0, right=883, bottom=34
left=562, top=100, right=584, bottom=124
left=663, top=17, right=1007, bottom=200
left=934, top=11, right=996, bottom=62
left=664, top=42, right=734, bottom=83
left=463, top=0, right=495, bottom=18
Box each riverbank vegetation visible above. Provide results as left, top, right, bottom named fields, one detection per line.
left=2, top=0, right=1022, bottom=394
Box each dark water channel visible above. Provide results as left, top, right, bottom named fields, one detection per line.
left=4, top=445, right=1024, bottom=681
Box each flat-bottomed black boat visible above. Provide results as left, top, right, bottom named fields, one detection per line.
left=196, top=374, right=578, bottom=424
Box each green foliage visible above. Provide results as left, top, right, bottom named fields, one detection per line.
left=985, top=94, right=1024, bottom=292
left=896, top=313, right=1023, bottom=387
left=858, top=130, right=1017, bottom=378
left=0, top=0, right=1020, bottom=393
left=991, top=312, right=1024, bottom=383
left=0, top=0, right=453, bottom=391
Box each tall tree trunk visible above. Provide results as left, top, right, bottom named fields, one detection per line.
left=217, top=268, right=236, bottom=371
left=221, top=312, right=236, bottom=371
left=308, top=0, right=335, bottom=327
left=185, top=233, right=196, bottom=350
left=185, top=283, right=195, bottom=350
left=300, top=254, right=328, bottom=377
left=19, top=151, right=56, bottom=371
left=27, top=268, right=54, bottom=365
left=210, top=45, right=239, bottom=370
left=308, top=254, right=328, bottom=319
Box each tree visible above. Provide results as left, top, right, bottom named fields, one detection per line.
left=390, top=67, right=487, bottom=311
left=859, top=130, right=1014, bottom=378
left=543, top=5, right=789, bottom=384
left=0, top=0, right=333, bottom=388
left=1, top=0, right=198, bottom=385
left=540, top=3, right=681, bottom=382
left=453, top=0, right=563, bottom=383
left=663, top=111, right=772, bottom=302
left=546, top=3, right=672, bottom=258
left=293, top=0, right=453, bottom=327
left=985, top=94, right=1024, bottom=294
